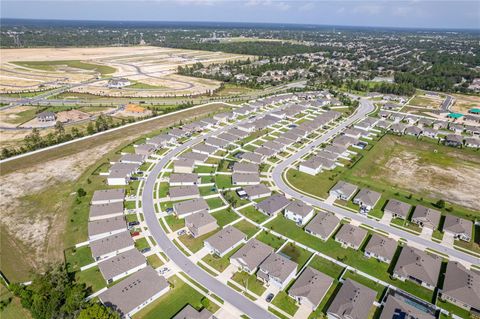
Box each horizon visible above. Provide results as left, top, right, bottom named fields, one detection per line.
left=1, top=0, right=478, bottom=30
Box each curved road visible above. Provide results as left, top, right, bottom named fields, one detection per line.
left=142, top=109, right=286, bottom=318
left=272, top=99, right=480, bottom=266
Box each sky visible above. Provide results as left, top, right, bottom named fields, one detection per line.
left=1, top=0, right=479, bottom=29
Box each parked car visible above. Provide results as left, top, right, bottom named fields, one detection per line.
left=177, top=229, right=186, bottom=236
left=128, top=221, right=140, bottom=227
left=266, top=293, right=275, bottom=303
left=166, top=208, right=174, bottom=214
left=130, top=231, right=140, bottom=237
left=141, top=247, right=151, bottom=253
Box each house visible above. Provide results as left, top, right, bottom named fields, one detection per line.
left=441, top=261, right=480, bottom=312
left=90, top=231, right=134, bottom=261
left=444, top=134, right=463, bottom=147
left=169, top=186, right=200, bottom=201
left=119, top=154, right=146, bottom=165
left=449, top=123, right=465, bottom=134
left=98, top=249, right=146, bottom=284
left=443, top=215, right=473, bottom=242
left=185, top=210, right=218, bottom=238
left=217, top=132, right=238, bottom=143
left=393, top=246, right=442, bottom=290
left=134, top=144, right=156, bottom=156
left=263, top=140, right=286, bottom=152
left=327, top=279, right=376, bottom=319
left=173, top=158, right=195, bottom=173
left=107, top=78, right=131, bottom=88
left=335, top=224, right=368, bottom=250
left=213, top=112, right=232, bottom=123
left=329, top=181, right=358, bottom=201
left=299, top=158, right=324, bottom=175
left=343, top=128, right=363, bottom=139
left=364, top=234, right=397, bottom=263
left=173, top=198, right=209, bottom=218
left=205, top=137, right=229, bottom=149
left=353, top=188, right=381, bottom=213
left=232, top=172, right=260, bottom=185
left=36, top=111, right=56, bottom=122
left=227, top=127, right=250, bottom=139
left=88, top=216, right=127, bottom=241
left=146, top=134, right=175, bottom=148
left=192, top=143, right=217, bottom=155
left=411, top=205, right=441, bottom=229
left=284, top=200, right=314, bottom=226
left=390, top=123, right=407, bottom=134
left=237, top=123, right=256, bottom=133
left=404, top=115, right=418, bottom=125
left=254, top=146, right=276, bottom=157
left=288, top=267, right=333, bottom=310
left=230, top=239, right=274, bottom=274
left=172, top=305, right=213, bottom=319
left=332, top=135, right=357, bottom=148
left=204, top=226, right=246, bottom=257
left=384, top=199, right=412, bottom=220
left=169, top=173, right=199, bottom=186
left=255, top=194, right=290, bottom=216
left=305, top=211, right=340, bottom=241
left=179, top=151, right=208, bottom=164
left=418, top=118, right=434, bottom=127
left=433, top=120, right=449, bottom=130
left=92, top=189, right=125, bottom=205
left=422, top=127, right=439, bottom=139
left=242, top=184, right=272, bottom=200
left=99, top=267, right=169, bottom=318
left=375, top=120, right=391, bottom=130
left=168, top=128, right=187, bottom=138
left=257, top=253, right=298, bottom=290
left=232, top=162, right=259, bottom=174
left=89, top=202, right=124, bottom=221
left=324, top=145, right=349, bottom=157
left=315, top=151, right=338, bottom=162
left=464, top=137, right=480, bottom=148
left=108, top=163, right=140, bottom=186
left=405, top=126, right=423, bottom=137
left=240, top=152, right=264, bottom=164
left=380, top=295, right=435, bottom=319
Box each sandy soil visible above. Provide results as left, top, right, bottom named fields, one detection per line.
left=451, top=94, right=480, bottom=113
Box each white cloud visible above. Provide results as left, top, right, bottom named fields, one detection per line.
left=299, top=2, right=315, bottom=11
left=353, top=4, right=383, bottom=15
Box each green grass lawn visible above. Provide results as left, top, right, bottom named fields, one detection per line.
left=223, top=190, right=250, bottom=208
left=0, top=284, right=32, bottom=319
left=147, top=254, right=164, bottom=269
left=178, top=229, right=219, bottom=253
left=74, top=266, right=105, bottom=293
left=201, top=244, right=243, bottom=273
left=271, top=291, right=299, bottom=316
left=65, top=246, right=94, bottom=272
left=256, top=230, right=286, bottom=250
left=134, top=275, right=219, bottom=319
left=238, top=205, right=269, bottom=223
left=206, top=197, right=225, bottom=210
left=279, top=243, right=313, bottom=271
left=211, top=209, right=240, bottom=227
left=14, top=60, right=116, bottom=75
left=159, top=182, right=169, bottom=198
left=126, top=214, right=139, bottom=223
left=164, top=215, right=185, bottom=232
left=215, top=174, right=233, bottom=189
left=232, top=220, right=258, bottom=238
left=231, top=271, right=267, bottom=296
left=308, top=255, right=345, bottom=280
left=436, top=298, right=472, bottom=319
left=199, top=185, right=218, bottom=196
left=135, top=238, right=150, bottom=251
left=194, top=166, right=216, bottom=174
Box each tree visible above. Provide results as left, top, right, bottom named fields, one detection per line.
left=87, top=122, right=95, bottom=135
left=77, top=188, right=87, bottom=197
left=435, top=199, right=446, bottom=209
left=77, top=302, right=120, bottom=319
left=54, top=121, right=65, bottom=137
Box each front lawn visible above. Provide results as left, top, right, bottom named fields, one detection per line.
left=231, top=271, right=267, bottom=296
left=201, top=244, right=243, bottom=273
left=147, top=254, right=164, bottom=269
left=271, top=291, right=298, bottom=316
left=135, top=238, right=150, bottom=251
left=164, top=215, right=185, bottom=232
left=178, top=229, right=219, bottom=253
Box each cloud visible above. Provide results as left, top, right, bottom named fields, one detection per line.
left=299, top=2, right=315, bottom=11
left=244, top=0, right=291, bottom=11
left=393, top=6, right=412, bottom=17
left=353, top=4, right=384, bottom=15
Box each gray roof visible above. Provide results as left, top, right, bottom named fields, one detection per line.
left=218, top=132, right=238, bottom=142
left=384, top=199, right=412, bottom=218
left=324, top=144, right=347, bottom=155
left=256, top=194, right=290, bottom=215
left=289, top=267, right=333, bottom=308
left=92, top=189, right=125, bottom=203
left=305, top=211, right=340, bottom=239
left=316, top=150, right=338, bottom=161
left=405, top=126, right=423, bottom=135
left=232, top=162, right=259, bottom=173
left=391, top=123, right=407, bottom=133
left=364, top=234, right=397, bottom=261
left=109, top=162, right=140, bottom=175
left=262, top=141, right=284, bottom=151
left=90, top=202, right=124, bottom=220
left=119, top=153, right=146, bottom=163
left=327, top=278, right=376, bottom=319
left=442, top=261, right=480, bottom=310
left=259, top=252, right=298, bottom=283
left=443, top=215, right=473, bottom=238
left=98, top=249, right=146, bottom=281
left=205, top=226, right=246, bottom=255
left=172, top=305, right=213, bottom=319
left=232, top=172, right=261, bottom=184
left=243, top=184, right=271, bottom=198
left=380, top=295, right=435, bottom=319
left=192, top=143, right=217, bottom=154
left=185, top=210, right=217, bottom=230
left=169, top=186, right=200, bottom=199
left=170, top=173, right=199, bottom=184
left=254, top=146, right=276, bottom=157
left=88, top=216, right=126, bottom=237
left=174, top=198, right=209, bottom=217
left=285, top=200, right=313, bottom=218
left=205, top=137, right=229, bottom=148
left=99, top=267, right=169, bottom=317
left=147, top=134, right=174, bottom=146
left=354, top=188, right=381, bottom=207
left=241, top=152, right=263, bottom=164
left=90, top=231, right=134, bottom=259
left=335, top=224, right=368, bottom=248
left=134, top=143, right=155, bottom=155
left=174, top=158, right=195, bottom=168
left=231, top=239, right=274, bottom=272
left=445, top=134, right=463, bottom=143
left=330, top=181, right=358, bottom=198
left=179, top=151, right=209, bottom=163
left=332, top=135, right=357, bottom=147
left=411, top=205, right=441, bottom=229
left=227, top=128, right=249, bottom=138
left=281, top=131, right=301, bottom=141
left=394, top=246, right=442, bottom=287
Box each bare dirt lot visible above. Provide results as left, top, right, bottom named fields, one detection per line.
left=451, top=93, right=480, bottom=113
left=0, top=102, right=228, bottom=282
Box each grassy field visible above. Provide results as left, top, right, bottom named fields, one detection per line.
left=211, top=208, right=240, bottom=227
left=279, top=242, right=313, bottom=271
left=178, top=229, right=219, bottom=253
left=231, top=271, right=266, bottom=296
left=407, top=95, right=442, bottom=108
left=232, top=219, right=258, bottom=238
left=256, top=230, right=286, bottom=250
left=74, top=266, right=105, bottom=293
left=308, top=255, right=345, bottom=280
left=134, top=275, right=219, bottom=319
left=13, top=60, right=116, bottom=75
left=238, top=205, right=269, bottom=223
left=201, top=244, right=243, bottom=272
left=0, top=284, right=32, bottom=319
left=271, top=291, right=298, bottom=316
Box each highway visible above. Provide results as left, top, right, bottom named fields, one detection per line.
left=141, top=109, right=283, bottom=319
left=271, top=99, right=480, bottom=266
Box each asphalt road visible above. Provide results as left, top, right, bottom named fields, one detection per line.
left=271, top=99, right=480, bottom=266
left=142, top=111, right=283, bottom=319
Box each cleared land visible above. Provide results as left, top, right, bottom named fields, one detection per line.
left=406, top=93, right=444, bottom=109
left=451, top=93, right=480, bottom=113
left=0, top=103, right=228, bottom=282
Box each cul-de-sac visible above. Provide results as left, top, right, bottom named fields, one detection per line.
left=0, top=10, right=479, bottom=319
